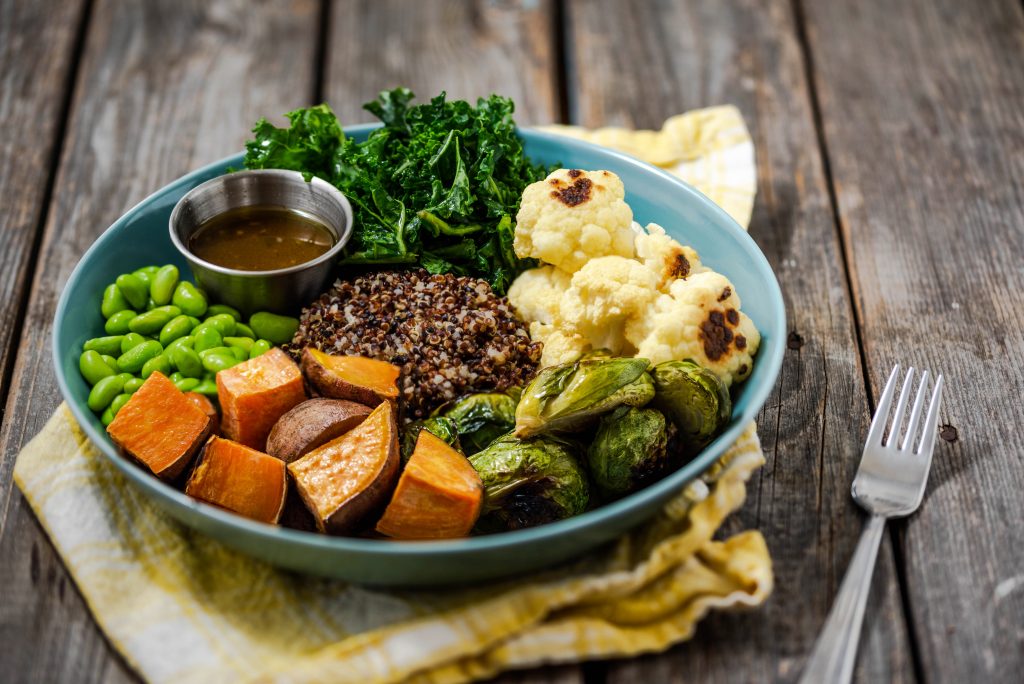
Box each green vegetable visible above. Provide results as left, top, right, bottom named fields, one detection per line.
left=174, top=377, right=200, bottom=392
left=192, top=376, right=218, bottom=397
left=104, top=309, right=136, bottom=335
left=100, top=406, right=115, bottom=426
left=120, top=332, right=146, bottom=354
left=223, top=336, right=253, bottom=351
left=114, top=273, right=148, bottom=310
left=171, top=346, right=204, bottom=378
left=201, top=351, right=237, bottom=373
left=159, top=315, right=194, bottom=346
left=134, top=266, right=159, bottom=278
left=434, top=392, right=517, bottom=455
left=118, top=340, right=163, bottom=373
left=79, top=350, right=116, bottom=386
left=128, top=309, right=175, bottom=335
left=234, top=322, right=256, bottom=339
left=149, top=265, right=179, bottom=305
left=586, top=407, right=676, bottom=498
left=514, top=357, right=655, bottom=438
left=101, top=284, right=130, bottom=319
left=84, top=335, right=124, bottom=357
left=124, top=377, right=144, bottom=394
left=249, top=339, right=271, bottom=359
left=88, top=374, right=127, bottom=412
left=110, top=393, right=132, bottom=416
left=400, top=416, right=461, bottom=463
left=171, top=281, right=208, bottom=317
left=249, top=312, right=298, bottom=345
left=193, top=326, right=222, bottom=352
left=468, top=434, right=589, bottom=532
left=100, top=355, right=120, bottom=373
left=202, top=313, right=236, bottom=337
left=206, top=304, right=241, bottom=320
left=243, top=90, right=550, bottom=293
left=650, top=360, right=732, bottom=453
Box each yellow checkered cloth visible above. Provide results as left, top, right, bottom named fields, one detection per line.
left=14, top=106, right=767, bottom=684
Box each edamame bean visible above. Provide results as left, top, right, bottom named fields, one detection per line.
left=169, top=371, right=185, bottom=384
left=249, top=339, right=272, bottom=359
left=115, top=273, right=148, bottom=309
left=84, top=335, right=124, bottom=357
left=101, top=284, right=130, bottom=319
left=149, top=265, right=179, bottom=305
left=234, top=322, right=255, bottom=339
left=193, top=326, right=222, bottom=352
left=192, top=378, right=218, bottom=397
left=205, top=304, right=241, bottom=320
left=198, top=346, right=233, bottom=359
left=201, top=352, right=237, bottom=373
left=186, top=316, right=201, bottom=329
left=88, top=374, right=126, bottom=412
left=151, top=305, right=181, bottom=317
left=173, top=377, right=200, bottom=392
left=124, top=377, right=144, bottom=394
left=100, top=354, right=120, bottom=372
left=132, top=270, right=151, bottom=288
left=128, top=309, right=175, bottom=335
left=117, top=340, right=163, bottom=373
left=104, top=309, right=137, bottom=335
left=140, top=353, right=171, bottom=379
left=101, top=406, right=116, bottom=426
left=249, top=312, right=299, bottom=345
left=110, top=393, right=132, bottom=415
left=120, top=332, right=146, bottom=354
left=166, top=336, right=194, bottom=358
left=202, top=313, right=236, bottom=337
left=223, top=336, right=254, bottom=351
left=228, top=346, right=247, bottom=362
left=79, top=350, right=116, bottom=386
left=159, top=315, right=193, bottom=346
left=171, top=281, right=207, bottom=317
left=134, top=265, right=159, bottom=278
left=172, top=345, right=204, bottom=378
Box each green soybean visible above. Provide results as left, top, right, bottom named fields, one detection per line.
left=206, top=304, right=241, bottom=320
left=159, top=315, right=193, bottom=346
left=192, top=377, right=218, bottom=397
left=118, top=340, right=163, bottom=373
left=249, top=339, right=272, bottom=359
left=223, top=336, right=254, bottom=351
left=201, top=352, right=237, bottom=373
left=124, top=377, right=144, bottom=394
left=249, top=312, right=299, bottom=345
left=186, top=316, right=201, bottom=329
left=128, top=309, right=175, bottom=335
left=110, top=393, right=132, bottom=415
left=88, top=374, right=126, bottom=412
left=120, top=332, right=147, bottom=354
left=202, top=314, right=236, bottom=337
left=172, top=346, right=204, bottom=378
left=79, top=350, right=116, bottom=386
left=84, top=335, right=124, bottom=357
left=193, top=326, right=222, bottom=352
left=101, top=284, right=131, bottom=319
left=104, top=309, right=137, bottom=335
left=134, top=265, right=159, bottom=278
left=234, top=322, right=255, bottom=339
left=169, top=371, right=185, bottom=383
left=115, top=273, right=148, bottom=309
left=166, top=336, right=195, bottom=358
left=140, top=353, right=171, bottom=378
left=171, top=281, right=207, bottom=317
left=174, top=377, right=200, bottom=392
left=101, top=406, right=116, bottom=426
left=100, top=354, right=120, bottom=373
left=150, top=265, right=179, bottom=305
left=132, top=270, right=151, bottom=288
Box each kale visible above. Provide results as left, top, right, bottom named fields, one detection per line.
left=243, top=89, right=548, bottom=293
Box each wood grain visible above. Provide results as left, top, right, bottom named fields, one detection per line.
left=0, top=0, right=319, bottom=681
left=565, top=0, right=915, bottom=681
left=801, top=0, right=1024, bottom=680
left=0, top=0, right=86, bottom=435
left=323, top=0, right=560, bottom=125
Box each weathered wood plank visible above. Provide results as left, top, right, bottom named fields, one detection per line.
left=565, top=0, right=915, bottom=681
left=323, top=0, right=560, bottom=125
left=0, top=0, right=86, bottom=442
left=0, top=0, right=320, bottom=681
left=801, top=0, right=1024, bottom=680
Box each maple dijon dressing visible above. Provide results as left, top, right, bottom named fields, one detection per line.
left=188, top=205, right=335, bottom=271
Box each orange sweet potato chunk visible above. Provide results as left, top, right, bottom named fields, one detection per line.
left=183, top=392, right=219, bottom=435
left=375, top=431, right=483, bottom=539
left=107, top=372, right=212, bottom=481
left=301, top=348, right=400, bottom=406
left=185, top=436, right=287, bottom=524
left=216, top=347, right=306, bottom=450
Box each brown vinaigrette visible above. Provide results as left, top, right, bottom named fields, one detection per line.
left=189, top=205, right=335, bottom=271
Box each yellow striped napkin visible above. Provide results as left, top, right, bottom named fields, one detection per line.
left=14, top=106, right=767, bottom=684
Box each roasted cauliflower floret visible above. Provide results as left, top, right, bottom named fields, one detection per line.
left=627, top=272, right=760, bottom=386
left=635, top=223, right=707, bottom=287
left=514, top=169, right=635, bottom=273
left=531, top=323, right=590, bottom=367
left=507, top=265, right=571, bottom=325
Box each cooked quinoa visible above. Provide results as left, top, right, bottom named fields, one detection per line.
left=285, top=270, right=542, bottom=421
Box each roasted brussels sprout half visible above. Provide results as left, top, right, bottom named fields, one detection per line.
left=468, top=433, right=589, bottom=532
left=586, top=406, right=676, bottom=498
left=400, top=416, right=461, bottom=462
left=433, top=392, right=518, bottom=455
left=650, top=359, right=731, bottom=452
left=514, top=357, right=654, bottom=437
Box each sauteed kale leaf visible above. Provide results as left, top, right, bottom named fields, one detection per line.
left=243, top=88, right=547, bottom=293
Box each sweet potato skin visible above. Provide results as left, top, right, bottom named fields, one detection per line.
left=107, top=372, right=212, bottom=481
left=266, top=398, right=372, bottom=463
left=217, top=347, right=306, bottom=450
left=185, top=436, right=287, bottom=524
left=375, top=431, right=483, bottom=539
left=287, top=400, right=399, bottom=535
left=301, top=348, right=400, bottom=407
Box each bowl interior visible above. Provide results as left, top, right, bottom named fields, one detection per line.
left=52, top=125, right=785, bottom=585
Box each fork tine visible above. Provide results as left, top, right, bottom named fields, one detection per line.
left=915, top=374, right=944, bottom=457
left=866, top=365, right=901, bottom=446
left=886, top=367, right=916, bottom=447
left=901, top=370, right=930, bottom=451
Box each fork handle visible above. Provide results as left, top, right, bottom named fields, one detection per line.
left=799, top=514, right=887, bottom=684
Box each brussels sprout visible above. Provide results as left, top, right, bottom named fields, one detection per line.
left=469, top=433, right=589, bottom=532
left=434, top=392, right=518, bottom=455
left=514, top=357, right=654, bottom=437
left=651, top=359, right=731, bottom=452
left=586, top=407, right=676, bottom=498
left=580, top=348, right=614, bottom=360
left=401, top=416, right=460, bottom=463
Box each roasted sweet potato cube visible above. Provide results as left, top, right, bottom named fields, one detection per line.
left=183, top=392, right=219, bottom=436
left=301, top=348, right=400, bottom=407
left=106, top=372, right=212, bottom=481
left=185, top=436, right=287, bottom=524
left=216, top=347, right=306, bottom=450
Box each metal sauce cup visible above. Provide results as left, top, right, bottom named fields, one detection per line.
left=169, top=169, right=352, bottom=315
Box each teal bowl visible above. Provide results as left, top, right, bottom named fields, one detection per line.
left=53, top=125, right=785, bottom=586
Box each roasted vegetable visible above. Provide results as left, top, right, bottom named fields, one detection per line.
left=650, top=359, right=731, bottom=452
left=468, top=433, right=588, bottom=532
left=400, top=416, right=461, bottom=463
left=185, top=436, right=288, bottom=524
left=266, top=398, right=372, bottom=463
left=586, top=407, right=676, bottom=498
left=434, top=392, right=517, bottom=455
left=301, top=348, right=400, bottom=407
left=514, top=357, right=654, bottom=437
left=216, top=348, right=306, bottom=450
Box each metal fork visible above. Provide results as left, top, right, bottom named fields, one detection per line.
left=800, top=365, right=944, bottom=683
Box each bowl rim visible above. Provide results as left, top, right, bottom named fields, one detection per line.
left=53, top=124, right=785, bottom=558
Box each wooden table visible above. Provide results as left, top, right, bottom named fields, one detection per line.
left=1, top=1, right=1021, bottom=681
